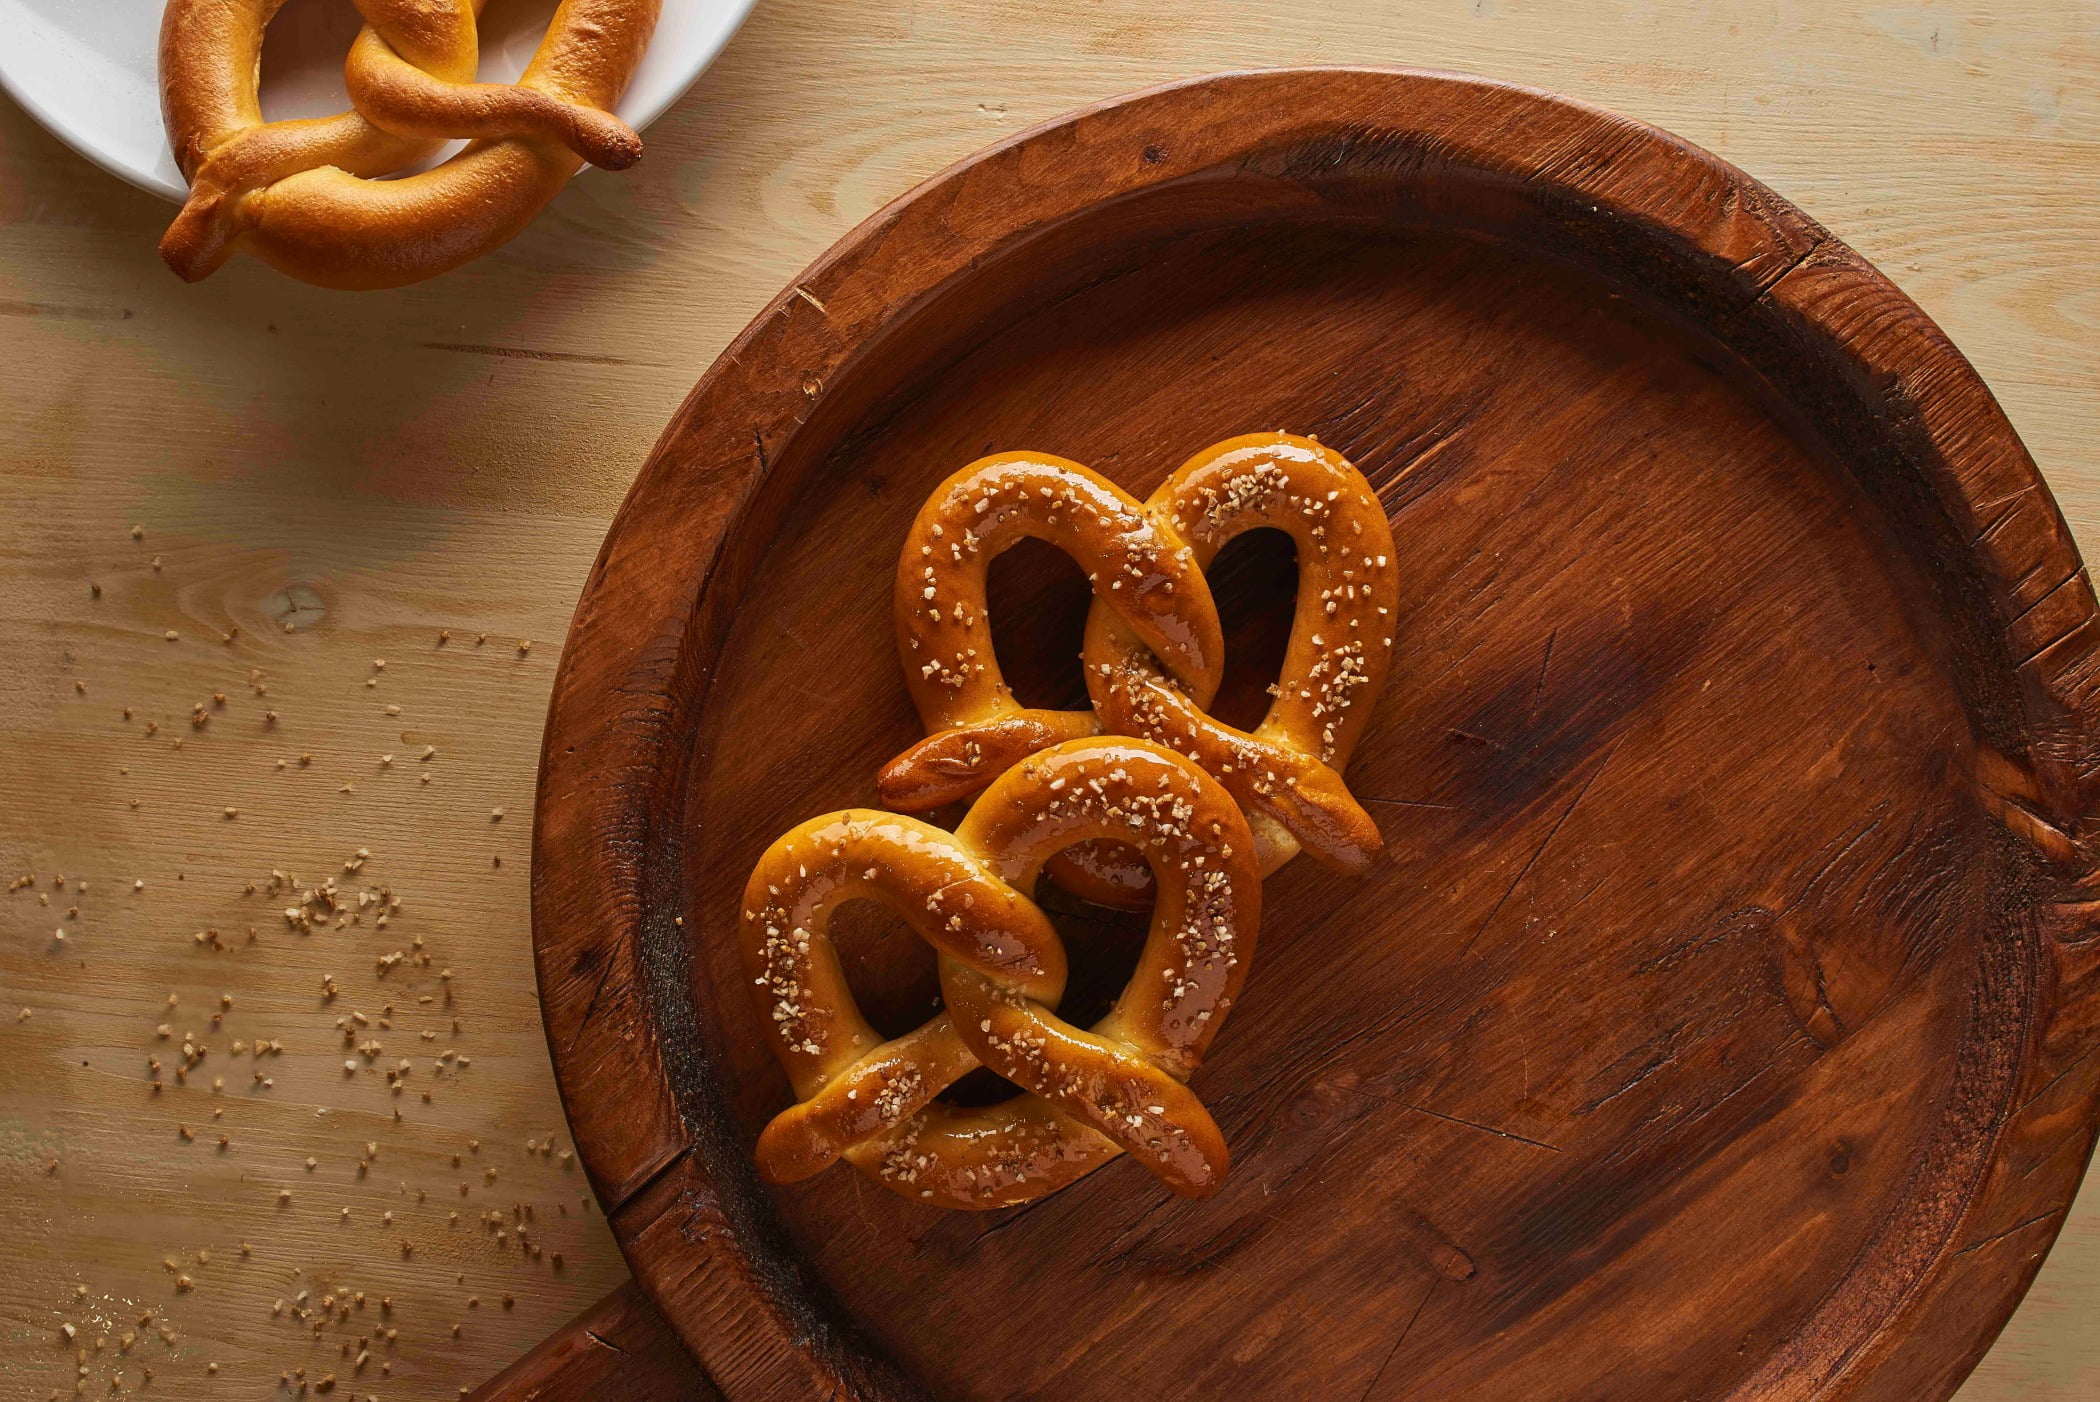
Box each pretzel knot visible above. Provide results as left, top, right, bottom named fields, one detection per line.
left=743, top=737, right=1261, bottom=1210
left=880, top=433, right=1398, bottom=901
left=158, top=0, right=662, bottom=289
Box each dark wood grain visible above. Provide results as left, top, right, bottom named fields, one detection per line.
left=531, top=69, right=2100, bottom=1400
left=469, top=1281, right=721, bottom=1402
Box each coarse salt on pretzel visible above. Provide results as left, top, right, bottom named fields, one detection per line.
left=159, top=0, right=660, bottom=289
left=1087, top=433, right=1399, bottom=877
left=743, top=736, right=1259, bottom=1209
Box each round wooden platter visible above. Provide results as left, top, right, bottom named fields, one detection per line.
left=523, top=68, right=2100, bottom=1402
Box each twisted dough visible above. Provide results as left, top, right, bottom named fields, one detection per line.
left=880, top=452, right=1224, bottom=810
left=1086, top=434, right=1399, bottom=876
left=159, top=0, right=661, bottom=289
left=743, top=737, right=1260, bottom=1209
left=881, top=434, right=1397, bottom=898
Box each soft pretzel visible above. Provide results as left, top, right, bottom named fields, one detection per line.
left=1087, top=434, right=1399, bottom=876
left=880, top=434, right=1396, bottom=897
left=743, top=737, right=1260, bottom=1209
left=159, top=0, right=660, bottom=289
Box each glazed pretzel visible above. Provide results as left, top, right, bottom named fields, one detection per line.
left=159, top=0, right=660, bottom=289
left=881, top=433, right=1396, bottom=893
left=1086, top=433, right=1400, bottom=876
left=744, top=737, right=1260, bottom=1210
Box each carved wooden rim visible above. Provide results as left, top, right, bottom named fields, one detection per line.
left=532, top=68, right=2100, bottom=1401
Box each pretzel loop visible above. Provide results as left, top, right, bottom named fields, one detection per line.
left=158, top=0, right=661, bottom=288
left=879, top=454, right=1224, bottom=810
left=744, top=737, right=1260, bottom=1209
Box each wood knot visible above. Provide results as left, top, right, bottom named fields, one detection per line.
left=1428, top=1243, right=1476, bottom=1281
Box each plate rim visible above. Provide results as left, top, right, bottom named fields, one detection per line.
left=531, top=65, right=2100, bottom=1401
left=0, top=1, right=165, bottom=197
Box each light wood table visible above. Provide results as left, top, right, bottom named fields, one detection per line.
left=2, top=2, right=2094, bottom=1398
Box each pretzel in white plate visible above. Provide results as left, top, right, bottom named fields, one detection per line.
left=159, top=0, right=659, bottom=288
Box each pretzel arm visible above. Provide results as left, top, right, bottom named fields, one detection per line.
left=1087, top=639, right=1382, bottom=873
left=160, top=113, right=438, bottom=282
left=159, top=0, right=660, bottom=289
left=346, top=34, right=643, bottom=169
left=841, top=1097, right=1122, bottom=1211
left=1085, top=433, right=1399, bottom=874
left=159, top=2, right=441, bottom=280
left=753, top=1017, right=977, bottom=1183
left=1163, top=434, right=1401, bottom=771
left=212, top=144, right=575, bottom=289
left=878, top=709, right=1099, bottom=811
left=1039, top=836, right=1157, bottom=911
left=160, top=0, right=296, bottom=177
left=941, top=968, right=1229, bottom=1195
left=350, top=0, right=480, bottom=76
left=741, top=811, right=1065, bottom=1080
left=957, top=738, right=1261, bottom=1053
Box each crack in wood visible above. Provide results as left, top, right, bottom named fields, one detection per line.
left=2014, top=1042, right=2100, bottom=1120
left=1373, top=424, right=1470, bottom=508
left=1084, top=1193, right=1179, bottom=1271
left=1975, top=751, right=2080, bottom=865
left=1953, top=1207, right=2064, bottom=1257
left=1971, top=495, right=2028, bottom=549
left=1751, top=232, right=1831, bottom=295
left=1404, top=1101, right=1561, bottom=1153
left=0, top=298, right=134, bottom=322
left=959, top=1190, right=1064, bottom=1254
left=2005, top=566, right=2087, bottom=630
left=1528, top=628, right=1557, bottom=726
left=1578, top=1040, right=1683, bottom=1116
left=2013, top=615, right=2097, bottom=673
left=1598, top=1038, right=1805, bottom=1172
left=570, top=944, right=623, bottom=1050
left=1357, top=1277, right=1441, bottom=1402
left=1635, top=906, right=1774, bottom=977
left=1460, top=738, right=1621, bottom=957
left=1971, top=481, right=2041, bottom=516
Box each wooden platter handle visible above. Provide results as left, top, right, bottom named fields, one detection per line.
left=470, top=1280, right=723, bottom=1401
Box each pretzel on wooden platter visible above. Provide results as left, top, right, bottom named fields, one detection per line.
left=880, top=433, right=1397, bottom=901
left=743, top=737, right=1260, bottom=1209
left=159, top=0, right=661, bottom=289
left=1087, top=433, right=1400, bottom=878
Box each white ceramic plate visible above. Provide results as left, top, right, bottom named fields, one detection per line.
left=0, top=0, right=754, bottom=201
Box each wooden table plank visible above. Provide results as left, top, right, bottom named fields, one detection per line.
left=1, top=2, right=2093, bottom=1397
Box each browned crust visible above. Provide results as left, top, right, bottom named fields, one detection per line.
left=739, top=738, right=1259, bottom=1210
left=157, top=0, right=660, bottom=289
